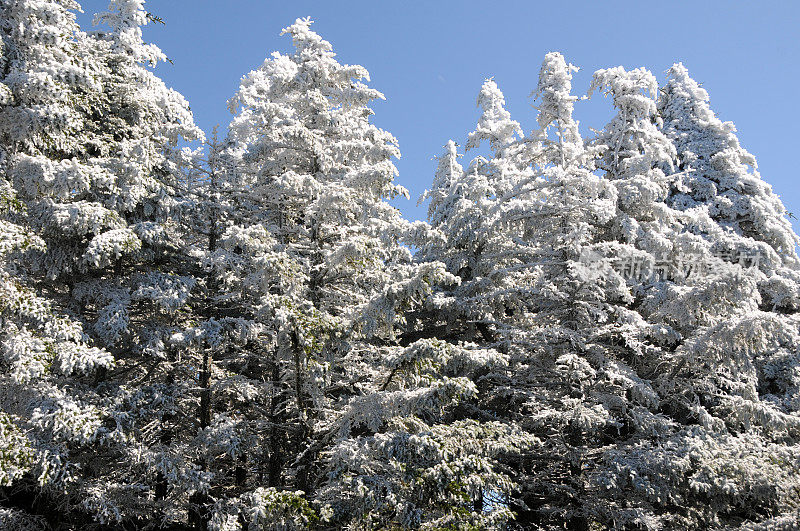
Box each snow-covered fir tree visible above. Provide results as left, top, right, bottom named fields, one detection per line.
left=194, top=19, right=538, bottom=529
left=420, top=54, right=800, bottom=530
left=203, top=17, right=421, bottom=521
left=0, top=1, right=123, bottom=526
left=1, top=0, right=204, bottom=526
left=2, top=4, right=800, bottom=528
left=588, top=64, right=800, bottom=529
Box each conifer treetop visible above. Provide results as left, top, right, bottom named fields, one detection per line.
left=466, top=78, right=523, bottom=154
left=660, top=62, right=799, bottom=264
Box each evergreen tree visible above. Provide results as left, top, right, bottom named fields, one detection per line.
left=417, top=56, right=624, bottom=528
left=3, top=5, right=800, bottom=527
left=659, top=63, right=800, bottom=313
left=587, top=65, right=800, bottom=529
left=659, top=63, right=799, bottom=265
left=420, top=55, right=800, bottom=530
left=419, top=79, right=529, bottom=342
left=202, top=20, right=536, bottom=529
left=193, top=17, right=438, bottom=527
left=513, top=61, right=800, bottom=530
left=2, top=0, right=203, bottom=526
left=0, top=1, right=119, bottom=525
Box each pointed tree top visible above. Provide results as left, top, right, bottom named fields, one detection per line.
left=660, top=63, right=800, bottom=263
left=466, top=79, right=522, bottom=153
left=534, top=51, right=583, bottom=154
left=281, top=17, right=334, bottom=56
left=434, top=141, right=462, bottom=194
left=667, top=62, right=698, bottom=86
left=661, top=62, right=720, bottom=134
left=589, top=66, right=658, bottom=121
left=423, top=140, right=464, bottom=227
left=590, top=65, right=675, bottom=180
left=93, top=0, right=166, bottom=64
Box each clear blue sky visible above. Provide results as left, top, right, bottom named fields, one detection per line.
left=78, top=1, right=799, bottom=235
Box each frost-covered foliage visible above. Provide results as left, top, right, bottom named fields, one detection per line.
left=418, top=52, right=800, bottom=530
left=307, top=336, right=535, bottom=529
left=156, top=17, right=467, bottom=528
left=659, top=63, right=799, bottom=266
left=322, top=418, right=537, bottom=529
left=210, top=487, right=319, bottom=531
left=2, top=5, right=800, bottom=529
left=0, top=0, right=202, bottom=526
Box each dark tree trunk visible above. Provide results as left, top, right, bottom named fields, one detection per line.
left=268, top=351, right=283, bottom=488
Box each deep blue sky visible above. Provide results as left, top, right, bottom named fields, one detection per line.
left=78, top=1, right=799, bottom=235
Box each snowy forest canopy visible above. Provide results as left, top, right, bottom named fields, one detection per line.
left=2, top=1, right=800, bottom=530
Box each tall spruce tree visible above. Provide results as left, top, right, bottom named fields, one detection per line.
left=512, top=61, right=800, bottom=530
left=0, top=1, right=120, bottom=526
left=211, top=15, right=420, bottom=502
left=2, top=0, right=205, bottom=526
left=200, top=20, right=536, bottom=530
left=588, top=64, right=800, bottom=529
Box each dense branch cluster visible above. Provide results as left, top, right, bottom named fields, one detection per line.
left=1, top=2, right=799, bottom=530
